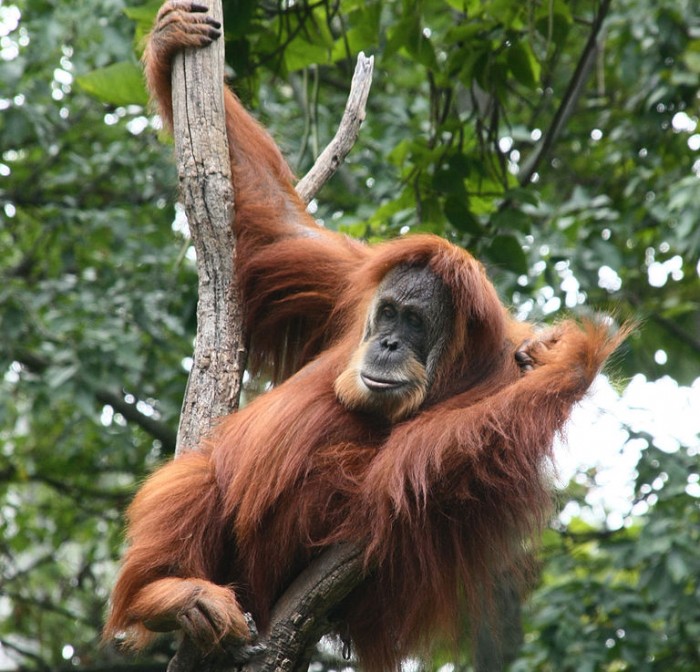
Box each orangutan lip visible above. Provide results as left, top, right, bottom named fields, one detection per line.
left=360, top=373, right=406, bottom=391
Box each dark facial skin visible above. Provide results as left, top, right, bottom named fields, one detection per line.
left=361, top=265, right=452, bottom=392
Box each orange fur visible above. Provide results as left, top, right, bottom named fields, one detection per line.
left=129, top=578, right=249, bottom=644
left=106, top=5, right=627, bottom=670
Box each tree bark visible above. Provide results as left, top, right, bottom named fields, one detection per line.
left=170, top=0, right=245, bottom=455
left=168, top=3, right=374, bottom=669
left=248, top=543, right=365, bottom=672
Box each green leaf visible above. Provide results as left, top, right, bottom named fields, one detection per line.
left=505, top=186, right=540, bottom=207
left=485, top=234, right=528, bottom=274
left=535, top=0, right=573, bottom=46
left=444, top=197, right=482, bottom=234
left=507, top=40, right=541, bottom=88
left=387, top=15, right=438, bottom=70
left=76, top=61, right=148, bottom=106
left=432, top=154, right=470, bottom=196
left=123, top=1, right=159, bottom=25
left=331, top=4, right=381, bottom=61
left=684, top=49, right=700, bottom=74
left=490, top=207, right=532, bottom=234
left=47, top=364, right=79, bottom=389
left=284, top=39, right=330, bottom=71
left=222, top=0, right=257, bottom=39
left=666, top=551, right=688, bottom=584
left=443, top=0, right=466, bottom=11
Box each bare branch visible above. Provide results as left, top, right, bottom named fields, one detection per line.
left=295, top=54, right=375, bottom=204
left=95, top=389, right=176, bottom=451
left=519, top=0, right=612, bottom=185
left=11, top=350, right=177, bottom=451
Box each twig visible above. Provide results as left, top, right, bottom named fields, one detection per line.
left=519, top=0, right=612, bottom=185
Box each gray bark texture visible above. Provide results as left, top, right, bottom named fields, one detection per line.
left=168, top=2, right=374, bottom=669
left=170, top=0, right=244, bottom=455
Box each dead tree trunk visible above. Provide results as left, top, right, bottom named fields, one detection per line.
left=166, top=2, right=374, bottom=669
left=168, top=0, right=244, bottom=455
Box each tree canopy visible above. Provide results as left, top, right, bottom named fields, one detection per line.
left=0, top=0, right=698, bottom=670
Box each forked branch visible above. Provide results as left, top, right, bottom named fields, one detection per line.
left=168, top=3, right=374, bottom=668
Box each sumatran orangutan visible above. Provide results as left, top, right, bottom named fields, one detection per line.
left=104, top=2, right=626, bottom=670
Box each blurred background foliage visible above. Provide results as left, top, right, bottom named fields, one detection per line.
left=0, top=0, right=698, bottom=670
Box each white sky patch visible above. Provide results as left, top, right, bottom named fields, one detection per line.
left=560, top=273, right=581, bottom=308
left=171, top=202, right=190, bottom=237
left=0, top=6, right=20, bottom=36
left=557, top=374, right=700, bottom=527
left=53, top=67, right=72, bottom=86
left=126, top=115, right=149, bottom=135
left=499, top=136, right=513, bottom=153
left=0, top=5, right=21, bottom=62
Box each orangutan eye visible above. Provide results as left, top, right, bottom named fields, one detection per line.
left=380, top=303, right=397, bottom=320
left=405, top=311, right=423, bottom=330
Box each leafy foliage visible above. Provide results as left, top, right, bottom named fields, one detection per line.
left=515, top=437, right=700, bottom=672
left=0, top=0, right=191, bottom=665
left=0, top=0, right=698, bottom=669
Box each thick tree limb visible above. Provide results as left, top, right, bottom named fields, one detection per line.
left=166, top=543, right=367, bottom=672
left=169, top=2, right=375, bottom=668
left=170, top=0, right=245, bottom=455
left=248, top=543, right=366, bottom=672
